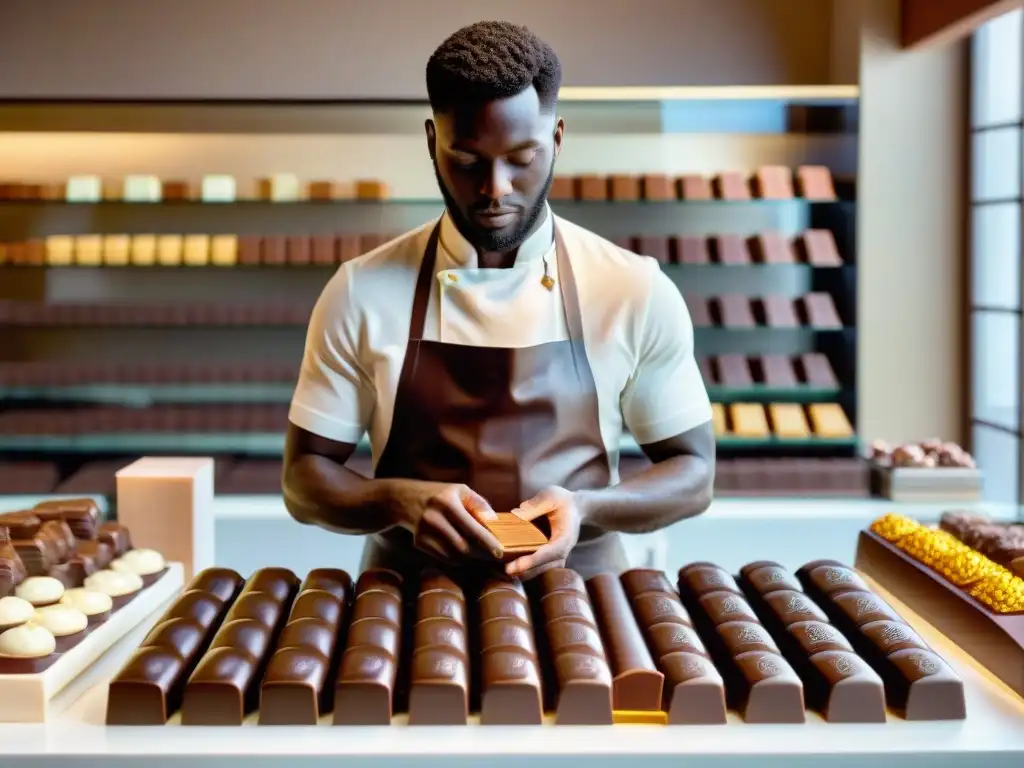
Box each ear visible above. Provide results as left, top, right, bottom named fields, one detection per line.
left=553, top=117, right=565, bottom=157
left=425, top=119, right=437, bottom=161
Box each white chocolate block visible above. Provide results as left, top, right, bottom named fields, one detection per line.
left=156, top=235, right=183, bottom=266
left=182, top=234, right=210, bottom=266
left=74, top=235, right=103, bottom=266
left=210, top=234, right=238, bottom=266
left=103, top=234, right=131, bottom=266
left=44, top=235, right=74, bottom=266
left=130, top=234, right=157, bottom=266
left=64, top=176, right=103, bottom=203
left=257, top=173, right=301, bottom=202
left=115, top=457, right=216, bottom=582
left=200, top=175, right=237, bottom=203
left=122, top=175, right=162, bottom=203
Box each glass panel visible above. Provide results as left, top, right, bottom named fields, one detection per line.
left=972, top=423, right=1020, bottom=504
left=972, top=203, right=1021, bottom=309
left=972, top=128, right=1021, bottom=201
left=972, top=9, right=1024, bottom=127
left=972, top=310, right=1020, bottom=430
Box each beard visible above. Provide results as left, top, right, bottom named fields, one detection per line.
left=433, top=157, right=555, bottom=254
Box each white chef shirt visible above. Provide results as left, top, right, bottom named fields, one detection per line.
left=289, top=208, right=712, bottom=483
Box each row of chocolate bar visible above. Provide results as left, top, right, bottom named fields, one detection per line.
left=105, top=559, right=964, bottom=727
left=0, top=177, right=390, bottom=203
left=0, top=404, right=289, bottom=434
left=0, top=230, right=842, bottom=269
left=688, top=293, right=844, bottom=329
left=0, top=293, right=843, bottom=328
left=0, top=499, right=168, bottom=672
left=0, top=354, right=838, bottom=390
left=549, top=166, right=836, bottom=202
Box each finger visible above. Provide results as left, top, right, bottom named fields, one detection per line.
left=438, top=497, right=504, bottom=558
left=421, top=509, right=470, bottom=556
left=416, top=532, right=457, bottom=562
left=512, top=558, right=567, bottom=582
left=459, top=487, right=498, bottom=522
left=505, top=540, right=565, bottom=576
left=510, top=491, right=555, bottom=522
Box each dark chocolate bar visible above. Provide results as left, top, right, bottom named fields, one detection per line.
left=749, top=233, right=796, bottom=263
left=286, top=236, right=311, bottom=266
left=677, top=175, right=713, bottom=200
left=237, top=236, right=262, bottom=266
left=715, top=355, right=753, bottom=389
left=709, top=235, right=750, bottom=265
left=261, top=236, right=287, bottom=266
left=673, top=236, right=710, bottom=264
left=713, top=295, right=755, bottom=327
left=31, top=498, right=101, bottom=540
left=799, top=293, right=843, bottom=328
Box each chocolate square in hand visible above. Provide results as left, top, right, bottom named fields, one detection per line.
left=485, top=513, right=548, bottom=562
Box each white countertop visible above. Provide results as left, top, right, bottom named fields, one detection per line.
left=1, top=576, right=1023, bottom=767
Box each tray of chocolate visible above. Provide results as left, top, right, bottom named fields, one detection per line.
left=868, top=440, right=981, bottom=502
left=0, top=499, right=182, bottom=722
left=105, top=558, right=965, bottom=727
left=857, top=511, right=1024, bottom=699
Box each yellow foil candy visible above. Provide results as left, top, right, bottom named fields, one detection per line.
left=870, top=513, right=922, bottom=543
left=969, top=568, right=1024, bottom=613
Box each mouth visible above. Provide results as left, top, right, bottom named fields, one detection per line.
left=471, top=210, right=518, bottom=229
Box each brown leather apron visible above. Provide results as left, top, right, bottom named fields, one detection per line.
left=360, top=220, right=628, bottom=579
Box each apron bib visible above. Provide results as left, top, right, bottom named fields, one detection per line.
left=361, top=221, right=627, bottom=579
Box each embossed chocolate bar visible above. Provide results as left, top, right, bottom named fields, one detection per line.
left=798, top=558, right=966, bottom=720
left=738, top=563, right=886, bottom=723
left=409, top=573, right=469, bottom=725
left=106, top=567, right=244, bottom=725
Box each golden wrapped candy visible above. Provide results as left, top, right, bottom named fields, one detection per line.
left=870, top=513, right=922, bottom=543
left=934, top=547, right=999, bottom=588
left=968, top=568, right=1024, bottom=614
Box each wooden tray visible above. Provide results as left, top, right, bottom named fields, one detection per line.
left=854, top=532, right=1024, bottom=699
left=0, top=562, right=184, bottom=722
left=871, top=464, right=982, bottom=502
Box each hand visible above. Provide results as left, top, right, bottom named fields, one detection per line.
left=506, top=486, right=583, bottom=580
left=396, top=481, right=505, bottom=563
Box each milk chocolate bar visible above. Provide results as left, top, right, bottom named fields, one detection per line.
left=0, top=527, right=27, bottom=598
left=618, top=569, right=726, bottom=724
left=757, top=356, right=798, bottom=388
left=98, top=522, right=131, bottom=557
left=311, top=235, right=339, bottom=265
left=586, top=573, right=664, bottom=710
left=738, top=563, right=886, bottom=722
left=673, top=236, right=710, bottom=264
left=162, top=181, right=192, bottom=201
left=634, top=236, right=671, bottom=264
left=715, top=355, right=753, bottom=388
left=307, top=181, right=337, bottom=201
left=31, top=498, right=101, bottom=540
left=756, top=296, right=799, bottom=328
left=798, top=353, right=839, bottom=388
left=261, top=236, right=287, bottom=266
left=483, top=513, right=548, bottom=562
left=795, top=166, right=837, bottom=200
left=537, top=568, right=613, bottom=724
left=259, top=569, right=352, bottom=725
left=677, top=563, right=804, bottom=723
left=752, top=166, right=795, bottom=199
left=749, top=233, right=796, bottom=263
left=338, top=235, right=362, bottom=263
left=355, top=180, right=389, bottom=200
left=478, top=576, right=542, bottom=724
left=334, top=569, right=405, bottom=725
left=237, top=236, right=262, bottom=266
left=799, top=293, right=843, bottom=328
left=711, top=173, right=751, bottom=201
left=409, top=574, right=469, bottom=725
left=685, top=295, right=711, bottom=328
left=180, top=568, right=299, bottom=725
left=609, top=175, right=640, bottom=201
left=709, top=235, right=750, bottom=265
left=286, top=236, right=311, bottom=266
left=677, top=174, right=713, bottom=200
left=106, top=568, right=244, bottom=724
left=796, top=230, right=843, bottom=266
left=796, top=562, right=966, bottom=720
left=576, top=175, right=608, bottom=201
left=642, top=175, right=675, bottom=201
left=713, top=295, right=755, bottom=327
left=549, top=176, right=575, bottom=201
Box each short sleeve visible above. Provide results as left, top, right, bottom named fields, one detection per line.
left=288, top=267, right=375, bottom=444
left=621, top=269, right=713, bottom=445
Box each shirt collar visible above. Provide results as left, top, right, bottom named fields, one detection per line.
left=438, top=204, right=555, bottom=268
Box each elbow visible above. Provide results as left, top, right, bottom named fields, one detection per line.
left=281, top=459, right=315, bottom=526
left=688, top=459, right=715, bottom=518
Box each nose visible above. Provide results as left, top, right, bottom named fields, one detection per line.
left=479, top=162, right=514, bottom=201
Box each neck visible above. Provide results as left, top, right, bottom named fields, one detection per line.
left=474, top=206, right=550, bottom=270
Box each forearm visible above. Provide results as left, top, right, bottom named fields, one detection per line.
left=283, top=453, right=409, bottom=535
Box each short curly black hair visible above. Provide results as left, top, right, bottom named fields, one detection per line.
left=426, top=21, right=562, bottom=114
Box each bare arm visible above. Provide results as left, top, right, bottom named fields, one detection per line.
left=574, top=420, right=715, bottom=534
left=282, top=423, right=404, bottom=534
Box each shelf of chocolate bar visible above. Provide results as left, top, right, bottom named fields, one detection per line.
left=0, top=498, right=181, bottom=721
left=857, top=512, right=1024, bottom=700
left=687, top=293, right=846, bottom=330
left=105, top=557, right=964, bottom=727
left=702, top=353, right=841, bottom=399
left=622, top=230, right=843, bottom=267
left=712, top=402, right=856, bottom=446
left=867, top=440, right=981, bottom=502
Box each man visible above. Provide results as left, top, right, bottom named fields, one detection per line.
left=282, top=20, right=715, bottom=581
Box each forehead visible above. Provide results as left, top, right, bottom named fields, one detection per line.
left=436, top=87, right=553, bottom=149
